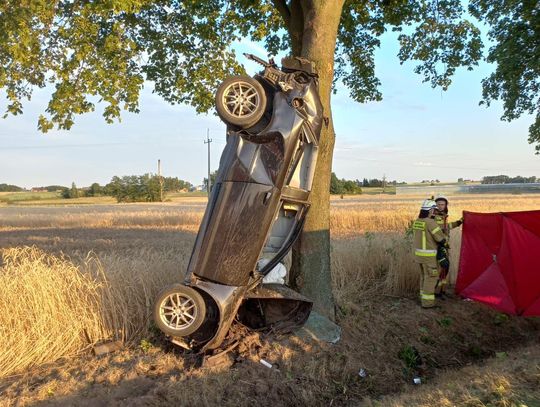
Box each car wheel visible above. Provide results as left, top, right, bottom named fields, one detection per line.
left=216, top=76, right=267, bottom=129
left=153, top=284, right=206, bottom=337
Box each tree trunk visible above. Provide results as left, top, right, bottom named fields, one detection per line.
left=289, top=0, right=344, bottom=320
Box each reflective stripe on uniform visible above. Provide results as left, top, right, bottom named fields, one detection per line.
left=413, top=220, right=428, bottom=250
left=431, top=227, right=441, bottom=234
left=421, top=293, right=435, bottom=300
left=415, top=249, right=437, bottom=257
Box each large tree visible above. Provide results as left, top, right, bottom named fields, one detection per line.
left=1, top=0, right=491, bottom=317
left=469, top=0, right=540, bottom=152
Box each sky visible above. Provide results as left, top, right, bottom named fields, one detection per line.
left=0, top=27, right=538, bottom=189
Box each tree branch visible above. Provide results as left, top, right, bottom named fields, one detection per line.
left=271, top=0, right=303, bottom=55
left=288, top=0, right=304, bottom=56
left=271, top=0, right=291, bottom=27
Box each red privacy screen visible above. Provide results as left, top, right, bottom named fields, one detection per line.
left=456, top=210, right=540, bottom=316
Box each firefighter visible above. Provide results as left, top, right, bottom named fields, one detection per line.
left=433, top=196, right=463, bottom=296
left=412, top=199, right=447, bottom=308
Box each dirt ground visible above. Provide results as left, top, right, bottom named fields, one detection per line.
left=1, top=293, right=539, bottom=407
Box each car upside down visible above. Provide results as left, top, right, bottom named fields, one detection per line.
left=153, top=54, right=325, bottom=351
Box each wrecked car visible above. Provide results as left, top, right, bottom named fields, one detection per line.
left=153, top=54, right=324, bottom=351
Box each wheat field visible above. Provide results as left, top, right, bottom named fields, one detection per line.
left=1, top=194, right=539, bottom=378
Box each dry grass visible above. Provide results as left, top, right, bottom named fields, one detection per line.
left=0, top=193, right=539, bottom=384
left=375, top=344, right=540, bottom=406
left=331, top=229, right=463, bottom=303
left=0, top=248, right=108, bottom=378
left=3, top=193, right=539, bottom=234
left=0, top=192, right=208, bottom=207
left=0, top=246, right=184, bottom=378
left=0, top=207, right=204, bottom=230
left=330, top=194, right=540, bottom=235
left=3, top=196, right=118, bottom=206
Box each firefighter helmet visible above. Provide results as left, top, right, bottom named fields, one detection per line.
left=435, top=195, right=448, bottom=204
left=421, top=199, right=437, bottom=211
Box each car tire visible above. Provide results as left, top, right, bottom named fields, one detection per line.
left=216, top=76, right=267, bottom=129
left=153, top=284, right=206, bottom=337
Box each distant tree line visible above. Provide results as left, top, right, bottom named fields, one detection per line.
left=61, top=182, right=80, bottom=199
left=0, top=183, right=23, bottom=192
left=102, top=175, right=161, bottom=202
left=457, top=178, right=474, bottom=184
left=361, top=178, right=400, bottom=187
left=330, top=173, right=362, bottom=195
left=43, top=185, right=66, bottom=192
left=481, top=175, right=538, bottom=184
left=329, top=173, right=405, bottom=195
left=53, top=175, right=194, bottom=201
left=105, top=175, right=192, bottom=202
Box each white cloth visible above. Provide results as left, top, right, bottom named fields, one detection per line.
left=262, top=262, right=287, bottom=284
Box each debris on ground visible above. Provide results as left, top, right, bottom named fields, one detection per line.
left=93, top=340, right=123, bottom=356
left=259, top=359, right=273, bottom=369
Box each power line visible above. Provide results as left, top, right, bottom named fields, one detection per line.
left=0, top=142, right=131, bottom=150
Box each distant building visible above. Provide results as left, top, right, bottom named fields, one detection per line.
left=396, top=183, right=540, bottom=195
left=31, top=188, right=48, bottom=193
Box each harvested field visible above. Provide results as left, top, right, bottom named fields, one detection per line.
left=330, top=193, right=540, bottom=235
left=0, top=194, right=539, bottom=406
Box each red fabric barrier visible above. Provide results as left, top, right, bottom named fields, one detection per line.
left=456, top=210, right=540, bottom=316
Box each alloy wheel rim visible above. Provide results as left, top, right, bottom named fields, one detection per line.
left=160, top=293, right=197, bottom=330
left=222, top=81, right=259, bottom=118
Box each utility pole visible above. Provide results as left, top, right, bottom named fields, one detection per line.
left=158, top=159, right=164, bottom=202
left=204, top=129, right=212, bottom=195
left=382, top=173, right=386, bottom=193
